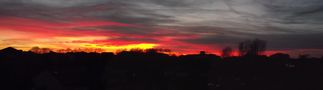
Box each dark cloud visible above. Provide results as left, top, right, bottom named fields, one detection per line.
left=260, top=33, right=323, bottom=50
left=260, top=0, right=323, bottom=24
left=94, top=26, right=155, bottom=35
left=0, top=0, right=176, bottom=24
left=181, top=31, right=323, bottom=51
left=109, top=37, right=159, bottom=43
left=145, top=0, right=216, bottom=7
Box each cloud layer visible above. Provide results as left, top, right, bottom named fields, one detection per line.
left=1, top=0, right=323, bottom=56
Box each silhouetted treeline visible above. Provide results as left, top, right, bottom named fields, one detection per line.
left=0, top=47, right=322, bottom=90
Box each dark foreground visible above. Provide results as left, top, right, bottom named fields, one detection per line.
left=0, top=48, right=322, bottom=90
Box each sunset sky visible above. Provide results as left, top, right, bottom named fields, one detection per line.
left=1, top=0, right=323, bottom=57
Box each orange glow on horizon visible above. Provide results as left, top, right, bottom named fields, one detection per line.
left=0, top=17, right=159, bottom=53
left=1, top=43, right=159, bottom=53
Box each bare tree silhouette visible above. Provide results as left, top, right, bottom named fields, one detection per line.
left=30, top=46, right=52, bottom=54
left=299, top=54, right=310, bottom=59
left=270, top=53, right=290, bottom=60
left=222, top=47, right=233, bottom=58
left=238, top=39, right=266, bottom=56
left=199, top=51, right=206, bottom=55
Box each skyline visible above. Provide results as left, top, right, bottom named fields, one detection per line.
left=1, top=0, right=323, bottom=57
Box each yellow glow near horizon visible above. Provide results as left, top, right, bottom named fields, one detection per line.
left=2, top=42, right=158, bottom=53
left=3, top=43, right=158, bottom=53
left=0, top=32, right=158, bottom=52
left=81, top=43, right=159, bottom=52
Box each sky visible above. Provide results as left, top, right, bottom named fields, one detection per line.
left=0, top=0, right=323, bottom=57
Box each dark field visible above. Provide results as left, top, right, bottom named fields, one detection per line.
left=0, top=47, right=322, bottom=90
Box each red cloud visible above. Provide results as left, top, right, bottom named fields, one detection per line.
left=0, top=17, right=136, bottom=37
left=0, top=17, right=224, bottom=55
